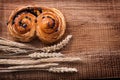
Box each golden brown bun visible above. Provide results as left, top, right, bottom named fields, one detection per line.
left=7, top=6, right=36, bottom=42
left=37, top=8, right=66, bottom=44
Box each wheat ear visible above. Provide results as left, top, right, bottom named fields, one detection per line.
left=40, top=35, right=72, bottom=52
left=48, top=67, right=78, bottom=73
left=28, top=52, right=64, bottom=58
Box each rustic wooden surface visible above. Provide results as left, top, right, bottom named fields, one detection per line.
left=0, top=0, right=120, bottom=79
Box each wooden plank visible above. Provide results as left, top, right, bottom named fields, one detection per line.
left=0, top=0, right=120, bottom=79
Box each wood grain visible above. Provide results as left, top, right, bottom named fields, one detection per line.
left=0, top=0, right=120, bottom=79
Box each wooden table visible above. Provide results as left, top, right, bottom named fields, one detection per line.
left=0, top=0, right=120, bottom=79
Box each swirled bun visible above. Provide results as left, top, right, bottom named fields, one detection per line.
left=37, top=8, right=66, bottom=44
left=8, top=6, right=38, bottom=42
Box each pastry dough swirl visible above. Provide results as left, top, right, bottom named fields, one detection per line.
left=8, top=6, right=40, bottom=42
left=37, top=8, right=66, bottom=44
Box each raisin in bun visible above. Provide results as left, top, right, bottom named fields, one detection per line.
left=37, top=7, right=66, bottom=44
left=7, top=6, right=41, bottom=42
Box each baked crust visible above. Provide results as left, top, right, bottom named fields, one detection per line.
left=37, top=8, right=66, bottom=44
left=8, top=6, right=37, bottom=42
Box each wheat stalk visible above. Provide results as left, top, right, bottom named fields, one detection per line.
left=0, top=37, right=5, bottom=40
left=0, top=59, right=38, bottom=65
left=0, top=46, right=30, bottom=54
left=40, top=57, right=81, bottom=63
left=8, top=63, right=59, bottom=69
left=40, top=35, right=72, bottom=52
left=0, top=57, right=81, bottom=65
left=0, top=38, right=36, bottom=50
left=28, top=52, right=64, bottom=58
left=0, top=70, right=18, bottom=72
left=48, top=67, right=78, bottom=73
left=0, top=63, right=59, bottom=72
